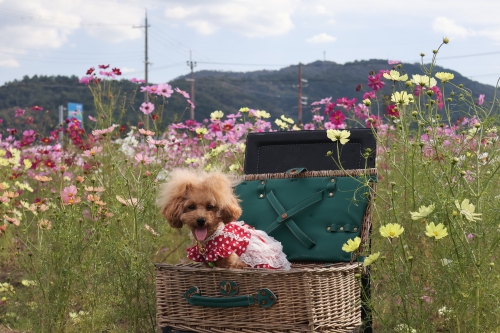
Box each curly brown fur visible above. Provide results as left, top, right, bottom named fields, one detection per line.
left=157, top=169, right=245, bottom=268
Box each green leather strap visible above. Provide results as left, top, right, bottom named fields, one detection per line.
left=264, top=190, right=319, bottom=249
left=184, top=286, right=277, bottom=309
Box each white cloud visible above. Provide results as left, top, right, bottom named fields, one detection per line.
left=120, top=67, right=136, bottom=74
left=0, top=0, right=143, bottom=68
left=432, top=17, right=474, bottom=39
left=0, top=58, right=20, bottom=67
left=306, top=33, right=337, bottom=43
left=162, top=0, right=299, bottom=37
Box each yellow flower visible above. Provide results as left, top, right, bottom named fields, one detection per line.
left=23, top=159, right=32, bottom=170
left=204, top=164, right=212, bottom=171
left=410, top=204, right=435, bottom=220
left=455, top=199, right=482, bottom=222
left=425, top=222, right=448, bottom=240
left=255, top=110, right=271, bottom=118
left=210, top=110, right=224, bottom=120
left=195, top=128, right=208, bottom=135
left=0, top=150, right=5, bottom=157
left=275, top=119, right=289, bottom=129
left=435, top=72, right=454, bottom=83
left=341, top=236, right=361, bottom=252
left=0, top=158, right=9, bottom=167
left=379, top=223, right=404, bottom=238
left=383, top=70, right=408, bottom=82
left=229, top=164, right=239, bottom=171
left=239, top=107, right=249, bottom=113
left=280, top=115, right=294, bottom=124
left=184, top=158, right=199, bottom=165
left=292, top=125, right=301, bottom=131
left=411, top=74, right=437, bottom=87
left=21, top=280, right=37, bottom=287
left=327, top=129, right=351, bottom=144
left=363, top=252, right=380, bottom=266
left=391, top=91, right=414, bottom=105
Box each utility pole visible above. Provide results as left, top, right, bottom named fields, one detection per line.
left=134, top=10, right=151, bottom=129
left=297, top=63, right=308, bottom=125
left=298, top=63, right=302, bottom=125
left=186, top=50, right=196, bottom=119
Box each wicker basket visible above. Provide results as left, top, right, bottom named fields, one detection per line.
left=156, top=262, right=361, bottom=333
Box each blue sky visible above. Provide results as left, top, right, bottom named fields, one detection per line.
left=1, top=0, right=499, bottom=88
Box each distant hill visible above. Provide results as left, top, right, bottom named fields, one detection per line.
left=0, top=60, right=495, bottom=135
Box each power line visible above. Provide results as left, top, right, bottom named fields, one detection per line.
left=197, top=61, right=286, bottom=67
left=150, top=26, right=211, bottom=61
left=438, top=51, right=500, bottom=60
left=149, top=30, right=190, bottom=58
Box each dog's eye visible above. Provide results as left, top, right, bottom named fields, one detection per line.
left=206, top=204, right=215, bottom=210
left=188, top=205, right=195, bottom=210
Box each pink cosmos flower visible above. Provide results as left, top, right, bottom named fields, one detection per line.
left=156, top=83, right=173, bottom=97
left=61, top=185, right=78, bottom=204
left=187, top=99, right=195, bottom=109
left=175, top=87, right=190, bottom=99
left=388, top=60, right=402, bottom=65
left=98, top=64, right=110, bottom=69
left=99, top=70, right=115, bottom=78
left=311, top=97, right=332, bottom=106
left=30, top=105, right=44, bottom=111
left=92, top=125, right=117, bottom=136
left=336, top=97, right=357, bottom=111
left=324, top=122, right=345, bottom=130
left=387, top=104, right=400, bottom=117
left=139, top=128, right=155, bottom=136
left=130, top=78, right=146, bottom=84
left=15, top=108, right=25, bottom=117
left=324, top=102, right=335, bottom=114
left=414, top=85, right=425, bottom=97
left=88, top=115, right=97, bottom=122
left=140, top=102, right=155, bottom=115
left=25, top=117, right=34, bottom=124
left=79, top=76, right=93, bottom=85
left=313, top=115, right=324, bottom=122
left=329, top=110, right=346, bottom=125
left=363, top=91, right=376, bottom=100
left=135, top=153, right=152, bottom=165
left=354, top=104, right=369, bottom=120
left=478, top=94, right=485, bottom=106
left=304, top=124, right=315, bottom=130
left=82, top=146, right=103, bottom=157
left=430, top=86, right=444, bottom=109
left=367, top=74, right=385, bottom=91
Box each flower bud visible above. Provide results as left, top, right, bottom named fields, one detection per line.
left=490, top=262, right=495, bottom=267
left=405, top=81, right=413, bottom=87
left=452, top=210, right=458, bottom=216
left=460, top=170, right=466, bottom=176
left=459, top=84, right=464, bottom=88
left=447, top=98, right=452, bottom=102
left=420, top=53, right=425, bottom=57
left=451, top=157, right=459, bottom=164
left=443, top=37, right=450, bottom=44
left=412, top=111, right=418, bottom=117
left=408, top=256, right=414, bottom=261
left=326, top=151, right=333, bottom=156
left=474, top=122, right=481, bottom=128
left=433, top=50, right=438, bottom=54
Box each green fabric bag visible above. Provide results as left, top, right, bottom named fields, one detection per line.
left=234, top=168, right=377, bottom=262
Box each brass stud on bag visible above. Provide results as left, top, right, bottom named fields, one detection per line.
left=259, top=194, right=264, bottom=198
left=261, top=291, right=266, bottom=296
left=354, top=227, right=358, bottom=231
left=331, top=178, right=335, bottom=182
left=327, top=226, right=331, bottom=231
left=340, top=227, right=344, bottom=231
left=329, top=193, right=333, bottom=197
left=261, top=181, right=265, bottom=185
left=281, top=213, right=287, bottom=219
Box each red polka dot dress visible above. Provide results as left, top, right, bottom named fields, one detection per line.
left=187, top=221, right=291, bottom=270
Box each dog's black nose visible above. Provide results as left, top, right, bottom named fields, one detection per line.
left=196, top=217, right=206, bottom=226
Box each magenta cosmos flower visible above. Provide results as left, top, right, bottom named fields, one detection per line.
left=329, top=110, right=346, bottom=126
left=140, top=102, right=155, bottom=115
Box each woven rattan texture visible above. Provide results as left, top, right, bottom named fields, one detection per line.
left=156, top=263, right=361, bottom=333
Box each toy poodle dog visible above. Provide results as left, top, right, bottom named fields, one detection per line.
left=157, top=169, right=290, bottom=270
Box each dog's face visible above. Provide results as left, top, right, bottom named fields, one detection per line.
left=180, top=189, right=221, bottom=241
left=157, top=169, right=242, bottom=242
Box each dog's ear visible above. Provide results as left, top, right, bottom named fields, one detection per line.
left=157, top=169, right=195, bottom=228
left=204, top=171, right=242, bottom=224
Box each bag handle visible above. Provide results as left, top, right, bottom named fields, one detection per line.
left=184, top=286, right=277, bottom=309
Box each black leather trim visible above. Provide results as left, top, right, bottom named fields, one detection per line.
left=244, top=129, right=377, bottom=174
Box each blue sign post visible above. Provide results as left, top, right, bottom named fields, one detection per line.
left=68, top=103, right=83, bottom=126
